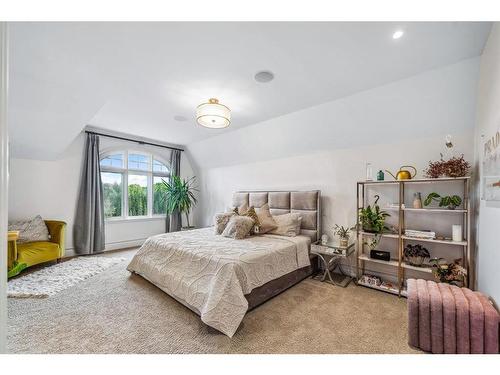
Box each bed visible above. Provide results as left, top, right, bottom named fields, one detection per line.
left=127, top=190, right=321, bottom=337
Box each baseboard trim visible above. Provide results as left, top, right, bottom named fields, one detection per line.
left=64, top=238, right=146, bottom=258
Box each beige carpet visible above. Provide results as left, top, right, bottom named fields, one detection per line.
left=8, top=249, right=420, bottom=354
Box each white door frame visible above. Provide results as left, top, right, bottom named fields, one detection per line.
left=0, top=22, right=9, bottom=354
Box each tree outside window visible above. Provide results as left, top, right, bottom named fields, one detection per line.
left=100, top=150, right=170, bottom=219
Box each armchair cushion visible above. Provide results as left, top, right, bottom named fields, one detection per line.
left=17, top=241, right=61, bottom=267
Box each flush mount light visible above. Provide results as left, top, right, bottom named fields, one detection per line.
left=392, top=30, right=404, bottom=39
left=196, top=98, right=231, bottom=129
left=254, top=70, right=274, bottom=83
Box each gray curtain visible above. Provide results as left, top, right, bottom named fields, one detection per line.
left=166, top=149, right=182, bottom=232
left=74, top=133, right=105, bottom=254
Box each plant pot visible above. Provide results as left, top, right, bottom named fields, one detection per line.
left=448, top=206, right=456, bottom=210
left=339, top=237, right=349, bottom=247
left=362, top=225, right=378, bottom=233
left=406, top=256, right=425, bottom=267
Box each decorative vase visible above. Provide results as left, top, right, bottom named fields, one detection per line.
left=406, top=256, right=425, bottom=267
left=321, top=234, right=329, bottom=245
left=413, top=192, right=422, bottom=209
left=340, top=237, right=349, bottom=247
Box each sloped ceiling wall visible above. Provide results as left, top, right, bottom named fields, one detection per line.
left=187, top=58, right=480, bottom=170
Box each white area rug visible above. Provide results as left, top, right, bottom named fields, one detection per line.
left=8, top=256, right=127, bottom=298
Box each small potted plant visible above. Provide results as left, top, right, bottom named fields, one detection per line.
left=333, top=224, right=354, bottom=247
left=424, top=192, right=462, bottom=210
left=429, top=258, right=467, bottom=285
left=358, top=195, right=390, bottom=233
left=403, top=244, right=430, bottom=267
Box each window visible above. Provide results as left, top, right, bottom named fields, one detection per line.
left=100, top=150, right=170, bottom=219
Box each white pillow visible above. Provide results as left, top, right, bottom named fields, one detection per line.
left=269, top=213, right=302, bottom=237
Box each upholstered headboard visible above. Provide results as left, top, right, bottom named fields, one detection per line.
left=232, top=190, right=321, bottom=243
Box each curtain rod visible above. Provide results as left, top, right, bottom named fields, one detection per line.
left=85, top=130, right=184, bottom=152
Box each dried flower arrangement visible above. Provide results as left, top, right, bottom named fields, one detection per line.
left=424, top=154, right=471, bottom=178
left=429, top=258, right=467, bottom=285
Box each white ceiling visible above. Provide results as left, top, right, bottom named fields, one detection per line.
left=8, top=22, right=491, bottom=159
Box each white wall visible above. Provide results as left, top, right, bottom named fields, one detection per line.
left=8, top=133, right=197, bottom=255
left=474, top=23, right=500, bottom=305
left=190, top=58, right=479, bottom=280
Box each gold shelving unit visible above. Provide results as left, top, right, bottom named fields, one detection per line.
left=355, top=177, right=471, bottom=297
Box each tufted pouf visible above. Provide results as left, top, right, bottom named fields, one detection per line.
left=407, top=279, right=499, bottom=354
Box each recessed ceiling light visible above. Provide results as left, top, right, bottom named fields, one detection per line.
left=392, top=30, right=404, bottom=40
left=174, top=115, right=188, bottom=122
left=254, top=70, right=274, bottom=83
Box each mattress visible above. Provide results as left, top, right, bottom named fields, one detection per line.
left=127, top=227, right=311, bottom=337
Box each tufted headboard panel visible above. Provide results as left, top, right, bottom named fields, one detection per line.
left=232, top=190, right=321, bottom=243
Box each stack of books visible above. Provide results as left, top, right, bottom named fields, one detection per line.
left=404, top=229, right=436, bottom=240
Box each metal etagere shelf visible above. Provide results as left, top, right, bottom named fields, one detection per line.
left=355, top=177, right=471, bottom=297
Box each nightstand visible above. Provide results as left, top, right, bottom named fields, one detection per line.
left=311, top=242, right=355, bottom=287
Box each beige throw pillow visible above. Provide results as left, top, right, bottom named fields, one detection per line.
left=8, top=215, right=50, bottom=243
left=221, top=216, right=255, bottom=239
left=230, top=202, right=249, bottom=215
left=255, top=203, right=278, bottom=234
left=214, top=212, right=235, bottom=235
left=269, top=213, right=302, bottom=237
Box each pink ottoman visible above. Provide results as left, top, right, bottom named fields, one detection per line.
left=407, top=279, right=499, bottom=354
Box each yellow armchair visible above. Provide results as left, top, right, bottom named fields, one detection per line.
left=8, top=220, right=66, bottom=278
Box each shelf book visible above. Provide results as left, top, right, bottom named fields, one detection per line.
left=356, top=176, right=470, bottom=297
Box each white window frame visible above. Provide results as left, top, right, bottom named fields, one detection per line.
left=100, top=149, right=170, bottom=221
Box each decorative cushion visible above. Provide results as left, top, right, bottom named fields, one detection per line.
left=239, top=206, right=261, bottom=234
left=230, top=202, right=249, bottom=215
left=221, top=216, right=255, bottom=239
left=269, top=213, right=302, bottom=237
left=255, top=203, right=278, bottom=234
left=8, top=215, right=49, bottom=243
left=214, top=212, right=235, bottom=235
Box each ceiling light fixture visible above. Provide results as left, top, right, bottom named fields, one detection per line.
left=392, top=30, right=404, bottom=40
left=196, top=98, right=231, bottom=129
left=254, top=70, right=274, bottom=83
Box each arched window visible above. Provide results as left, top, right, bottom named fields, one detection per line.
left=100, top=150, right=170, bottom=219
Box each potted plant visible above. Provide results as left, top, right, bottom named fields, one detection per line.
left=358, top=195, right=391, bottom=233
left=162, top=175, right=198, bottom=230
left=424, top=154, right=471, bottom=178
left=403, top=244, right=430, bottom=267
left=424, top=192, right=462, bottom=210
left=429, top=258, right=467, bottom=285
left=333, top=224, right=354, bottom=247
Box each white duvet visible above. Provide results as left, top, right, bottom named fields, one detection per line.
left=127, top=227, right=310, bottom=337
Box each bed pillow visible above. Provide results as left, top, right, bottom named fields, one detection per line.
left=268, top=213, right=302, bottom=237
left=255, top=203, right=278, bottom=234
left=8, top=215, right=50, bottom=243
left=237, top=206, right=261, bottom=234
left=221, top=216, right=255, bottom=239
left=230, top=202, right=249, bottom=215
left=214, top=212, right=235, bottom=235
